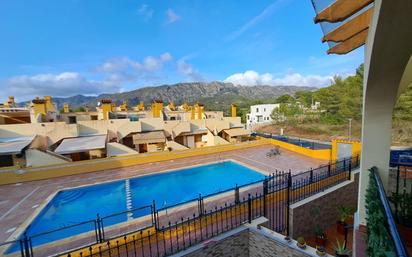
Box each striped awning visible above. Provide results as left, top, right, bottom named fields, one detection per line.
left=132, top=131, right=166, bottom=144
left=223, top=128, right=250, bottom=137
left=0, top=137, right=34, bottom=155
left=55, top=135, right=107, bottom=154
left=311, top=0, right=374, bottom=54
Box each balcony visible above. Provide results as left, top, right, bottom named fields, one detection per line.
left=365, top=167, right=411, bottom=257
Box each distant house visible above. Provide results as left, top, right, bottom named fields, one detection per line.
left=246, top=104, right=279, bottom=129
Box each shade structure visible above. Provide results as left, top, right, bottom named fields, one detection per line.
left=311, top=0, right=374, bottom=54
left=223, top=128, right=251, bottom=137
left=0, top=137, right=34, bottom=155
left=179, top=129, right=208, bottom=136
left=322, top=7, right=373, bottom=43
left=327, top=28, right=369, bottom=55
left=314, top=0, right=373, bottom=23
left=55, top=135, right=107, bottom=155
left=132, top=131, right=166, bottom=145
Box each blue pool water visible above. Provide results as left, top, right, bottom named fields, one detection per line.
left=10, top=161, right=264, bottom=251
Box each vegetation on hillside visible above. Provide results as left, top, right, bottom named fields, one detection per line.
left=258, top=64, right=412, bottom=145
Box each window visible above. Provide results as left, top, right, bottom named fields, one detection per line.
left=256, top=108, right=259, bottom=112
left=264, top=108, right=266, bottom=112
left=90, top=115, right=98, bottom=120
left=68, top=116, right=77, bottom=124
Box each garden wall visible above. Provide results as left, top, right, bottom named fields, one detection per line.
left=289, top=172, right=359, bottom=239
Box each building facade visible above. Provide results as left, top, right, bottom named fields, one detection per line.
left=246, top=104, right=279, bottom=129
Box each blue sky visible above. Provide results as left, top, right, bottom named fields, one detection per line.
left=0, top=0, right=364, bottom=101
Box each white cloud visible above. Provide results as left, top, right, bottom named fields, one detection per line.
left=2, top=72, right=120, bottom=100
left=166, top=9, right=181, bottom=24
left=177, top=59, right=203, bottom=81
left=138, top=4, right=154, bottom=21
left=224, top=70, right=334, bottom=88
left=97, top=52, right=172, bottom=76
left=0, top=53, right=175, bottom=101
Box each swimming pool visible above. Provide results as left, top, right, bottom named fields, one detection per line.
left=10, top=161, right=264, bottom=251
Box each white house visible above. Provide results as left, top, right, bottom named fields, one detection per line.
left=246, top=104, right=279, bottom=129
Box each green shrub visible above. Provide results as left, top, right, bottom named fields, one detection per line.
left=365, top=168, right=396, bottom=257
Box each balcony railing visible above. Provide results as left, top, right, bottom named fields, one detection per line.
left=368, top=167, right=409, bottom=257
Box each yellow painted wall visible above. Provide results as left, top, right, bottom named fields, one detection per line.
left=101, top=103, right=112, bottom=120
left=63, top=103, right=70, bottom=113
left=269, top=138, right=332, bottom=160
left=44, top=96, right=53, bottom=112
left=231, top=104, right=237, bottom=118
left=331, top=139, right=362, bottom=161
left=0, top=139, right=271, bottom=185
left=191, top=106, right=195, bottom=120
left=32, top=102, right=47, bottom=116
left=197, top=105, right=203, bottom=120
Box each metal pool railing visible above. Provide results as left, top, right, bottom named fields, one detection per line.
left=368, top=167, right=409, bottom=257
left=2, top=155, right=359, bottom=257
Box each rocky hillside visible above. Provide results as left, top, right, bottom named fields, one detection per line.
left=24, top=82, right=316, bottom=110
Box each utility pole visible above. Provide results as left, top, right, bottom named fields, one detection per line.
left=348, top=118, right=352, bottom=140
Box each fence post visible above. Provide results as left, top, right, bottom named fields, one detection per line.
left=263, top=177, right=268, bottom=217
left=247, top=194, right=252, bottom=223
left=235, top=184, right=240, bottom=204
left=152, top=200, right=158, bottom=230
left=328, top=162, right=331, bottom=177
left=343, top=158, right=346, bottom=172
left=348, top=158, right=352, bottom=180
left=310, top=168, right=313, bottom=183
left=21, top=232, right=32, bottom=257
left=198, top=194, right=203, bottom=217
left=96, top=213, right=103, bottom=243
left=395, top=165, right=400, bottom=220
left=286, top=172, right=291, bottom=236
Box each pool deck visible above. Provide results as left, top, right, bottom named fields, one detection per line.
left=0, top=145, right=325, bottom=243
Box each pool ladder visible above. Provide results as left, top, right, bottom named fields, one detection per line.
left=125, top=179, right=133, bottom=220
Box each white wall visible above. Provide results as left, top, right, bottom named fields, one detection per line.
left=107, top=142, right=137, bottom=157
left=247, top=104, right=279, bottom=129
left=25, top=149, right=69, bottom=167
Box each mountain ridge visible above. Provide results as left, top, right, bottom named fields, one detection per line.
left=20, top=81, right=316, bottom=110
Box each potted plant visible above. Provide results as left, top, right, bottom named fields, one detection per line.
left=284, top=236, right=292, bottom=244
left=314, top=225, right=327, bottom=247
left=311, top=207, right=327, bottom=246
left=389, top=192, right=412, bottom=247
left=296, top=237, right=306, bottom=249
left=334, top=240, right=350, bottom=257
left=337, top=206, right=354, bottom=234
left=316, top=246, right=326, bottom=256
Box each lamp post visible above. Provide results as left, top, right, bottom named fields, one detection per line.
left=348, top=118, right=352, bottom=140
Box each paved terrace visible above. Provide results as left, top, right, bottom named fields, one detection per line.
left=0, top=145, right=325, bottom=243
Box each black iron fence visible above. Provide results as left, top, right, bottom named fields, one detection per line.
left=2, top=155, right=360, bottom=257
left=252, top=132, right=332, bottom=150
left=367, top=167, right=409, bottom=257
left=391, top=163, right=412, bottom=228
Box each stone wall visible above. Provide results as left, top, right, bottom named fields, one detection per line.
left=289, top=172, right=359, bottom=239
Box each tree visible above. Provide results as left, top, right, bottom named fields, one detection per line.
left=271, top=102, right=303, bottom=123
left=73, top=106, right=86, bottom=112
left=295, top=91, right=313, bottom=108
left=275, top=94, right=294, bottom=104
